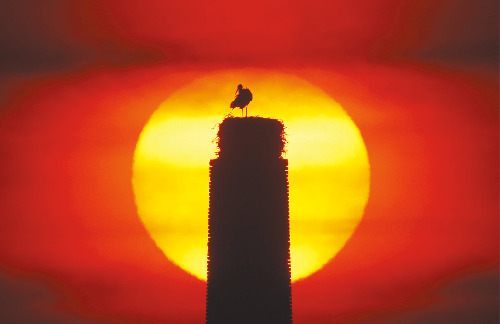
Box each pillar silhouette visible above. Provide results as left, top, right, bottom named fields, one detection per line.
left=206, top=117, right=292, bottom=323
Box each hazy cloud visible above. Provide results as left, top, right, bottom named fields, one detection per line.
left=0, top=271, right=103, bottom=324
left=379, top=268, right=499, bottom=324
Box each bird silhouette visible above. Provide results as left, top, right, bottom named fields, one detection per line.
left=230, top=84, right=253, bottom=117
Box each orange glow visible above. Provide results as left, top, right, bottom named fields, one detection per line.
left=133, top=70, right=370, bottom=281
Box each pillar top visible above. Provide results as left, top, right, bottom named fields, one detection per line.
left=216, top=117, right=286, bottom=160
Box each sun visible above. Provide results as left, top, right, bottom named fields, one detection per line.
left=132, top=70, right=370, bottom=282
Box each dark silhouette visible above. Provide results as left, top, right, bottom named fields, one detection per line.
left=230, top=84, right=253, bottom=117
left=206, top=117, right=292, bottom=324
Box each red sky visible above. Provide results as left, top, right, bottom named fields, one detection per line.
left=0, top=1, right=498, bottom=323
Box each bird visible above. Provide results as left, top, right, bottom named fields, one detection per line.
left=230, top=84, right=253, bottom=117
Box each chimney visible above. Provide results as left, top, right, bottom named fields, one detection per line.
left=206, top=117, right=292, bottom=323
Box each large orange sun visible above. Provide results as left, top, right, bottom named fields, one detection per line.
left=132, top=70, right=370, bottom=282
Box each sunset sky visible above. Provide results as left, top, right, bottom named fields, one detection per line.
left=0, top=1, right=498, bottom=323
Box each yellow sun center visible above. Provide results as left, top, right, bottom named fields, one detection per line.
left=132, top=70, right=370, bottom=282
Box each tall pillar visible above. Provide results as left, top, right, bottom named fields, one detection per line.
left=206, top=117, right=292, bottom=323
